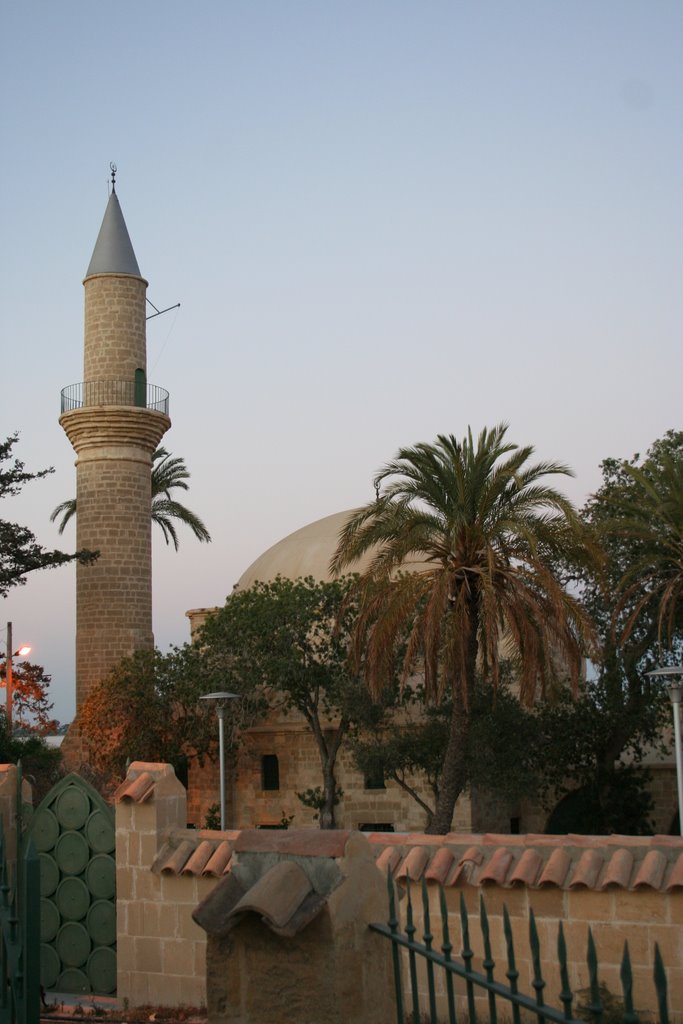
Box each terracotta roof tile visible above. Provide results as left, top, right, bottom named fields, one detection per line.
left=375, top=847, right=401, bottom=876
left=114, top=771, right=155, bottom=804
left=425, top=847, right=454, bottom=885
left=633, top=850, right=667, bottom=890
left=479, top=847, right=514, bottom=886
left=396, top=847, right=430, bottom=881
left=137, top=828, right=683, bottom=896
left=203, top=841, right=234, bottom=877
left=181, top=840, right=215, bottom=876
left=665, top=851, right=683, bottom=891
left=568, top=849, right=604, bottom=889
left=600, top=848, right=634, bottom=889
left=510, top=849, right=543, bottom=887
left=154, top=839, right=198, bottom=875
left=538, top=848, right=572, bottom=888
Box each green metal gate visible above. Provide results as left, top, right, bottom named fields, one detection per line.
left=27, top=773, right=116, bottom=996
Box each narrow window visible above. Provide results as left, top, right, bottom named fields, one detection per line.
left=134, top=368, right=146, bottom=407
left=261, top=754, right=280, bottom=791
left=510, top=816, right=521, bottom=835
left=359, top=823, right=395, bottom=833
left=364, top=765, right=385, bottom=790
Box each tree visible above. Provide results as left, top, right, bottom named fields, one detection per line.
left=1, top=434, right=95, bottom=597
left=0, top=731, right=63, bottom=806
left=196, top=576, right=382, bottom=829
left=0, top=659, right=59, bottom=734
left=51, top=446, right=211, bottom=550
left=544, top=431, right=683, bottom=833
left=78, top=645, right=259, bottom=786
left=332, top=425, right=597, bottom=834
left=610, top=444, right=683, bottom=650
left=353, top=672, right=544, bottom=829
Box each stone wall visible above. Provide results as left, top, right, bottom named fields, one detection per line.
left=115, top=762, right=217, bottom=1006
left=114, top=762, right=683, bottom=1020
left=186, top=705, right=478, bottom=834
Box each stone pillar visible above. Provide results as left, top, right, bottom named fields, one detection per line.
left=0, top=765, right=32, bottom=873
left=194, top=830, right=395, bottom=1024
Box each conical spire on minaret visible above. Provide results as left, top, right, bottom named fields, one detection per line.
left=85, top=165, right=141, bottom=278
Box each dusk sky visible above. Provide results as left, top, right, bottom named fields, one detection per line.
left=1, top=2, right=681, bottom=722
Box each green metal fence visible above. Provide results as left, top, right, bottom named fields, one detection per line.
left=371, top=875, right=671, bottom=1024
left=0, top=763, right=40, bottom=1024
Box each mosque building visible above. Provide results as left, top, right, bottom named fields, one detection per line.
left=60, top=177, right=679, bottom=837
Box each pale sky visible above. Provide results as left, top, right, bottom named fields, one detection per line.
left=1, top=1, right=681, bottom=722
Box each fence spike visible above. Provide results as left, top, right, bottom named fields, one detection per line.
left=438, top=884, right=457, bottom=1024
left=421, top=878, right=438, bottom=1024
left=557, top=921, right=574, bottom=1021
left=619, top=941, right=638, bottom=1024
left=422, top=877, right=433, bottom=950
left=460, top=892, right=477, bottom=1023
left=585, top=928, right=603, bottom=1024
left=653, top=943, right=670, bottom=1024
left=387, top=869, right=399, bottom=934
left=529, top=908, right=547, bottom=1021
left=405, top=879, right=421, bottom=1024
left=479, top=895, right=498, bottom=1024
left=503, top=906, right=522, bottom=1024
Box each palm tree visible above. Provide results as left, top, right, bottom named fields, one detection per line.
left=612, top=451, right=683, bottom=651
left=50, top=447, right=211, bottom=551
left=331, top=424, right=597, bottom=834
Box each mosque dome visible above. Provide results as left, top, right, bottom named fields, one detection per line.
left=236, top=509, right=365, bottom=590
left=186, top=508, right=431, bottom=636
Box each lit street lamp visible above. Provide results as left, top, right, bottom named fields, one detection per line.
left=647, top=665, right=683, bottom=836
left=200, top=691, right=239, bottom=830
left=3, top=622, right=31, bottom=734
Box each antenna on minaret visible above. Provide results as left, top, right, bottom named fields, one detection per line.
left=110, top=162, right=117, bottom=194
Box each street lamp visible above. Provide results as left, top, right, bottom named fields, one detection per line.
left=646, top=665, right=683, bottom=836
left=3, top=622, right=31, bottom=734
left=200, top=691, right=239, bottom=830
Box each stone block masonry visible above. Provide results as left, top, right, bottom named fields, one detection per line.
left=60, top=407, right=169, bottom=708
left=84, top=274, right=147, bottom=382
left=114, top=761, right=683, bottom=1020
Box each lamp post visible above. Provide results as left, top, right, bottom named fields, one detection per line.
left=647, top=665, right=683, bottom=836
left=4, top=622, right=31, bottom=735
left=200, top=691, right=239, bottom=830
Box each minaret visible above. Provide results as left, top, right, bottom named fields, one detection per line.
left=60, top=169, right=171, bottom=716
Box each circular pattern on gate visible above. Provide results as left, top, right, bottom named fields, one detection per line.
left=31, top=807, right=59, bottom=852
left=55, top=787, right=90, bottom=830
left=41, top=898, right=60, bottom=942
left=56, top=876, right=91, bottom=922
left=57, top=921, right=91, bottom=967
left=57, top=967, right=91, bottom=994
left=85, top=809, right=115, bottom=854
left=55, top=829, right=90, bottom=876
left=87, top=899, right=116, bottom=947
left=87, top=947, right=117, bottom=995
left=30, top=774, right=116, bottom=997
left=86, top=853, right=116, bottom=900
left=40, top=943, right=60, bottom=988
left=39, top=852, right=60, bottom=896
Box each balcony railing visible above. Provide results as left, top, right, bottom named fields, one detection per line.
left=60, top=381, right=170, bottom=415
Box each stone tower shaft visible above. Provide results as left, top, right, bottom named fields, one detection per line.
left=60, top=187, right=171, bottom=711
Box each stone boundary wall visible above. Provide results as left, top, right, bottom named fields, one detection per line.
left=404, top=876, right=682, bottom=1020
left=113, top=762, right=683, bottom=1019
left=114, top=763, right=219, bottom=1006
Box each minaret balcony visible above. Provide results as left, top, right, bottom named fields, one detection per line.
left=60, top=381, right=170, bottom=415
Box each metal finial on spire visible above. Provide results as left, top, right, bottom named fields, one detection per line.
left=110, top=162, right=117, bottom=193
